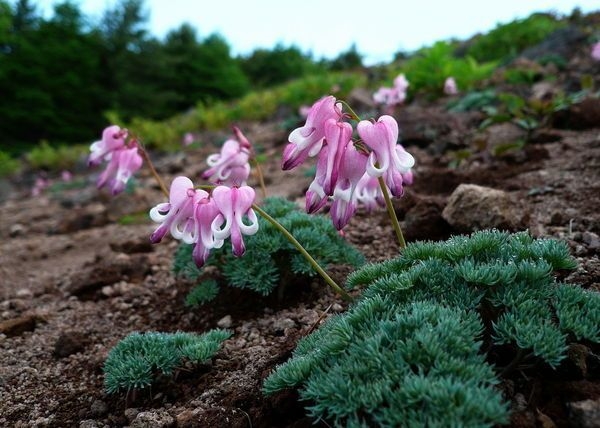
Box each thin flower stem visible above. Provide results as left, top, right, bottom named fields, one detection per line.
left=377, top=176, right=406, bottom=249
left=252, top=204, right=353, bottom=302
left=338, top=100, right=361, bottom=121
left=137, top=144, right=169, bottom=198
left=251, top=158, right=267, bottom=198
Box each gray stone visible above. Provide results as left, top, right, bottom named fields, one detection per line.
left=130, top=410, right=175, bottom=428
left=442, top=184, right=525, bottom=232
left=569, top=399, right=600, bottom=428
left=217, top=315, right=232, bottom=329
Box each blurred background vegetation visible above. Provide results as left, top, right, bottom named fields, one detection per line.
left=0, top=0, right=585, bottom=169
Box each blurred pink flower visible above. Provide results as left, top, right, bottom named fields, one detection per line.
left=61, top=170, right=73, bottom=182
left=373, top=74, right=409, bottom=107
left=31, top=176, right=49, bottom=196
left=183, top=132, right=195, bottom=146
left=88, top=125, right=127, bottom=166
left=96, top=145, right=142, bottom=195
left=444, top=77, right=458, bottom=95
left=202, top=127, right=252, bottom=186
left=592, top=41, right=600, bottom=61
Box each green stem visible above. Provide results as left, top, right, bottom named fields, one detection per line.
left=338, top=100, right=361, bottom=121
left=377, top=176, right=406, bottom=249
left=252, top=204, right=353, bottom=302
left=251, top=158, right=267, bottom=199
left=137, top=143, right=169, bottom=198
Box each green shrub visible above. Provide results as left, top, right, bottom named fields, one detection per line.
left=398, top=42, right=496, bottom=96
left=467, top=13, right=565, bottom=63
left=104, top=329, right=231, bottom=394
left=265, top=231, right=598, bottom=426
left=0, top=150, right=21, bottom=177
left=174, top=197, right=365, bottom=301
left=26, top=141, right=87, bottom=171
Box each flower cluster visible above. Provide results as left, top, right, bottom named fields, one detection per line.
left=149, top=176, right=259, bottom=267
left=282, top=95, right=414, bottom=230
left=373, top=74, right=409, bottom=108
left=201, top=126, right=252, bottom=186
left=89, top=125, right=142, bottom=195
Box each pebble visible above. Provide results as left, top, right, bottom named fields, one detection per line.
left=217, top=315, right=232, bottom=329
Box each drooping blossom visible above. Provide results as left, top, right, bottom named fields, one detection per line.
left=89, top=125, right=127, bottom=166
left=282, top=95, right=415, bottom=230
left=96, top=145, right=142, bottom=195
left=373, top=74, right=409, bottom=107
left=357, top=115, right=415, bottom=180
left=202, top=126, right=251, bottom=186
left=150, top=177, right=259, bottom=267
left=329, top=142, right=368, bottom=230
left=305, top=119, right=353, bottom=213
left=282, top=95, right=343, bottom=170
left=592, top=41, right=600, bottom=61
left=89, top=125, right=142, bottom=195
left=444, top=77, right=458, bottom=95
left=354, top=173, right=385, bottom=212
left=211, top=185, right=259, bottom=257
left=150, top=176, right=202, bottom=244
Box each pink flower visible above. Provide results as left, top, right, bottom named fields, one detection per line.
left=61, top=170, right=73, bottom=182
left=357, top=115, right=414, bottom=178
left=298, top=105, right=311, bottom=118
left=31, top=176, right=49, bottom=196
left=282, top=95, right=343, bottom=170
left=202, top=127, right=251, bottom=186
left=354, top=173, right=385, bottom=212
left=149, top=176, right=201, bottom=244
left=89, top=125, right=127, bottom=166
left=191, top=196, right=224, bottom=267
left=444, top=77, right=458, bottom=95
left=150, top=176, right=230, bottom=268
left=96, top=145, right=142, bottom=195
left=592, top=42, right=600, bottom=61
left=373, top=74, right=409, bottom=107
left=183, top=132, right=195, bottom=146
left=329, top=142, right=368, bottom=230
left=305, top=119, right=353, bottom=213
left=211, top=185, right=259, bottom=257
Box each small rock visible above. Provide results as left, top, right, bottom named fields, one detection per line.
left=0, top=314, right=37, bottom=337
left=442, top=184, right=525, bottom=232
left=273, top=318, right=296, bottom=332
left=54, top=331, right=87, bottom=358
left=9, top=224, right=26, bottom=238
left=15, top=288, right=32, bottom=298
left=582, top=232, right=600, bottom=250
left=217, top=315, right=232, bottom=329
left=89, top=399, right=108, bottom=417
left=569, top=399, right=600, bottom=428
left=130, top=410, right=175, bottom=428
left=331, top=303, right=344, bottom=313
left=79, top=420, right=105, bottom=428
left=124, top=408, right=139, bottom=423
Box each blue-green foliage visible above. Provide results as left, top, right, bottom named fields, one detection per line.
left=265, top=298, right=508, bottom=427
left=185, top=280, right=220, bottom=307
left=104, top=329, right=231, bottom=394
left=173, top=197, right=365, bottom=300
left=264, top=231, right=597, bottom=427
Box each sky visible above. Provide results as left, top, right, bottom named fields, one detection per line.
left=32, top=0, right=600, bottom=65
